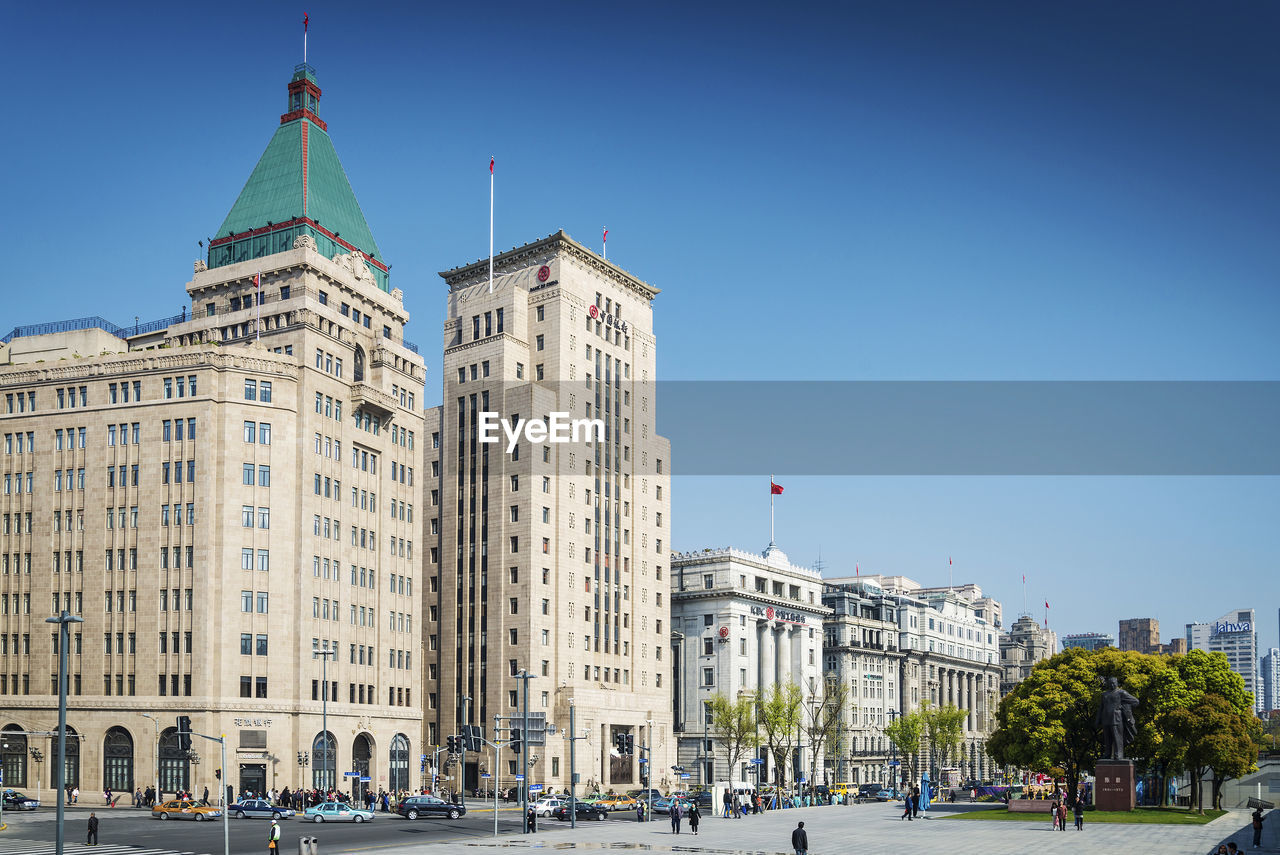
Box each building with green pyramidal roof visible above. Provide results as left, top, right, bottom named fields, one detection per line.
left=208, top=63, right=390, bottom=291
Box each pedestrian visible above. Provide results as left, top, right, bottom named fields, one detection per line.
left=268, top=819, right=281, bottom=855
left=1073, top=800, right=1084, bottom=830
left=86, top=812, right=99, bottom=845
left=72, top=786, right=80, bottom=804
left=1058, top=800, right=1068, bottom=831
left=1051, top=798, right=1060, bottom=830
left=202, top=786, right=210, bottom=806
left=526, top=806, right=537, bottom=833
left=1252, top=808, right=1264, bottom=848
left=911, top=787, right=920, bottom=819
left=1228, top=842, right=1240, bottom=853
left=689, top=801, right=700, bottom=835
left=791, top=820, right=808, bottom=855
left=636, top=800, right=645, bottom=822
left=671, top=800, right=683, bottom=834
left=901, top=792, right=912, bottom=821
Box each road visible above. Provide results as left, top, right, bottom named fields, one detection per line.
left=0, top=802, right=591, bottom=854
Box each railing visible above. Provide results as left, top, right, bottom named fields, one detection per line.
left=1, top=312, right=190, bottom=344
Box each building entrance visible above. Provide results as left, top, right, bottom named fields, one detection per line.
left=239, top=763, right=267, bottom=798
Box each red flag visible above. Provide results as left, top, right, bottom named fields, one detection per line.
left=1022, top=574, right=1026, bottom=584
left=603, top=228, right=608, bottom=244
left=770, top=482, right=784, bottom=495
left=253, top=272, right=260, bottom=289
left=304, top=13, right=309, bottom=32
left=489, top=157, right=494, bottom=175
left=855, top=563, right=859, bottom=577
left=949, top=556, right=952, bottom=565
left=1045, top=600, right=1050, bottom=610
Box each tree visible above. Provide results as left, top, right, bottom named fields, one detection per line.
left=1164, top=693, right=1255, bottom=813
left=801, top=679, right=848, bottom=790
left=922, top=704, right=966, bottom=779
left=884, top=709, right=923, bottom=789
left=759, top=681, right=802, bottom=792
left=708, top=693, right=760, bottom=783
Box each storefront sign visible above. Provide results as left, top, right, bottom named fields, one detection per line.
left=1214, top=620, right=1251, bottom=634
left=234, top=717, right=273, bottom=727
left=750, top=605, right=808, bottom=625
left=587, top=303, right=629, bottom=334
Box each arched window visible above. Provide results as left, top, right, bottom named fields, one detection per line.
left=353, top=345, right=365, bottom=383
left=352, top=734, right=373, bottom=804
left=1, top=724, right=27, bottom=787
left=312, top=731, right=336, bottom=791
left=50, top=725, right=81, bottom=787
left=388, top=734, right=409, bottom=793
left=158, top=727, right=189, bottom=795
left=103, top=727, right=134, bottom=792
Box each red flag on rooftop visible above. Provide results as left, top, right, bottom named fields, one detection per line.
left=855, top=563, right=860, bottom=577
left=1045, top=600, right=1050, bottom=609
left=490, top=157, right=494, bottom=175
left=304, top=12, right=309, bottom=32
left=253, top=272, right=260, bottom=289
left=770, top=482, right=784, bottom=495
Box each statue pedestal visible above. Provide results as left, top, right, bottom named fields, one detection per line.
left=1095, top=760, right=1136, bottom=811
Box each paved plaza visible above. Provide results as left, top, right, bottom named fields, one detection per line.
left=367, top=803, right=1273, bottom=855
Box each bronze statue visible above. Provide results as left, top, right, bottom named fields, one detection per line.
left=1095, top=676, right=1139, bottom=760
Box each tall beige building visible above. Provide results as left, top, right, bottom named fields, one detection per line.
left=0, top=63, right=425, bottom=801
left=421, top=232, right=672, bottom=796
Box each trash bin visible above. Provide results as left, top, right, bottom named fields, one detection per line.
left=298, top=836, right=317, bottom=855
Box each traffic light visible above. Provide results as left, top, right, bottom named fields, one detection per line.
left=613, top=733, right=624, bottom=754
left=511, top=728, right=522, bottom=755
left=465, top=725, right=482, bottom=752
left=623, top=733, right=635, bottom=756
left=446, top=735, right=458, bottom=753
left=177, top=716, right=192, bottom=752
left=215, top=768, right=221, bottom=780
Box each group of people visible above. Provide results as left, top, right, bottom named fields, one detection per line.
left=1213, top=809, right=1265, bottom=855
left=722, top=789, right=765, bottom=817
left=662, top=799, right=701, bottom=834
left=1049, top=797, right=1084, bottom=831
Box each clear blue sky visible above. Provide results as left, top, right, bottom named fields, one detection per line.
left=2, top=3, right=1277, bottom=657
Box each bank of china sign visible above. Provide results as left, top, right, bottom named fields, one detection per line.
left=751, top=605, right=808, bottom=625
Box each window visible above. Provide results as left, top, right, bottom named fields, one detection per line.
left=244, top=379, right=257, bottom=400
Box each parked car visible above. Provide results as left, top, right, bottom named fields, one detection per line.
left=596, top=794, right=637, bottom=811
left=875, top=789, right=894, bottom=801
left=552, top=801, right=609, bottom=822
left=230, top=799, right=294, bottom=820
left=396, top=794, right=464, bottom=820
left=152, top=800, right=223, bottom=821
left=629, top=788, right=664, bottom=803
left=651, top=796, right=691, bottom=815
left=532, top=798, right=564, bottom=817
left=2, top=789, right=40, bottom=810
left=303, top=801, right=375, bottom=823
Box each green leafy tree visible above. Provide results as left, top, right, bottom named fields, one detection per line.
left=884, top=708, right=924, bottom=788
left=923, top=703, right=967, bottom=776
left=708, top=693, right=760, bottom=782
left=759, top=681, right=803, bottom=791
left=802, top=679, right=848, bottom=789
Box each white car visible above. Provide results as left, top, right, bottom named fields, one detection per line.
left=532, top=797, right=564, bottom=817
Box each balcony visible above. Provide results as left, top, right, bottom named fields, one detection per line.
left=350, top=383, right=398, bottom=421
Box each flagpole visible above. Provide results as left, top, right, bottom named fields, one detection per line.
left=304, top=13, right=308, bottom=64
left=488, top=157, right=494, bottom=294
left=603, top=228, right=607, bottom=261
left=769, top=474, right=774, bottom=545
left=255, top=271, right=261, bottom=341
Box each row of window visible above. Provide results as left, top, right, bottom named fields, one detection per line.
left=161, top=461, right=196, bottom=484
left=101, top=549, right=138, bottom=571
left=2, top=432, right=34, bottom=454
left=162, top=376, right=198, bottom=399
left=159, top=504, right=196, bottom=526
left=240, top=591, right=270, bottom=613
left=315, top=348, right=344, bottom=378
left=2, top=513, right=30, bottom=534
left=337, top=299, right=373, bottom=330
left=6, top=390, right=41, bottom=412
left=106, top=381, right=143, bottom=404
left=315, top=394, right=341, bottom=420
left=239, top=549, right=271, bottom=571
left=3, top=472, right=33, bottom=493
left=244, top=380, right=274, bottom=402
left=243, top=422, right=272, bottom=444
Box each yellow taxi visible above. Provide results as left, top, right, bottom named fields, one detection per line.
left=152, top=799, right=224, bottom=821
left=597, top=794, right=638, bottom=811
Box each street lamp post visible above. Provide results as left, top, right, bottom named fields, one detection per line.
left=314, top=648, right=337, bottom=795
left=460, top=696, right=471, bottom=810
left=46, top=610, right=83, bottom=855
left=140, top=713, right=160, bottom=802
left=29, top=748, right=44, bottom=802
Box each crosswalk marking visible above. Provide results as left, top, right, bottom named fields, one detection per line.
left=0, top=840, right=205, bottom=855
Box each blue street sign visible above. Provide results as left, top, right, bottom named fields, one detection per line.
left=528, top=784, right=544, bottom=793
left=680, top=774, right=691, bottom=779
left=360, top=777, right=372, bottom=782
left=639, top=758, right=648, bottom=764
left=514, top=774, right=525, bottom=781
left=481, top=773, right=492, bottom=779
left=420, top=754, right=427, bottom=761
left=343, top=772, right=359, bottom=778
left=889, top=761, right=901, bottom=767
left=750, top=758, right=764, bottom=764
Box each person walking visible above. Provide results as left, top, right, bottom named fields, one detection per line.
left=1057, top=800, right=1068, bottom=831
left=689, top=801, right=701, bottom=835
left=670, top=800, right=683, bottom=834
left=791, top=820, right=809, bottom=855
left=901, top=792, right=912, bottom=821
left=1252, top=808, right=1264, bottom=848
left=1073, top=799, right=1084, bottom=830
left=1051, top=798, right=1060, bottom=830
left=268, top=819, right=281, bottom=855
left=723, top=789, right=732, bottom=818
left=910, top=787, right=920, bottom=819
left=86, top=812, right=99, bottom=845
left=526, top=806, right=537, bottom=833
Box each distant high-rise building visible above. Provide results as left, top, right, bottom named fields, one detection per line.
left=1261, top=648, right=1279, bottom=715
left=1187, top=609, right=1260, bottom=713
left=1119, top=618, right=1161, bottom=655
left=1061, top=632, right=1115, bottom=651
left=999, top=615, right=1058, bottom=695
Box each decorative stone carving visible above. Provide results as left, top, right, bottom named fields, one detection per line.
left=332, top=250, right=371, bottom=283
left=193, top=260, right=207, bottom=273
left=293, top=233, right=318, bottom=251
left=391, top=288, right=404, bottom=304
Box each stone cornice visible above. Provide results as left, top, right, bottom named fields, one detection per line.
left=0, top=345, right=299, bottom=387
left=439, top=230, right=660, bottom=302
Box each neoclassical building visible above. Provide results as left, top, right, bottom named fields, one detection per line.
left=0, top=62, right=424, bottom=800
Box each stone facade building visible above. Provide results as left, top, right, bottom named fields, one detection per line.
left=0, top=63, right=425, bottom=801
left=669, top=545, right=828, bottom=789
left=998, top=614, right=1057, bottom=695
left=1119, top=617, right=1161, bottom=655
left=420, top=231, right=672, bottom=796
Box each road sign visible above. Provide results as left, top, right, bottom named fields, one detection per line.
left=889, top=761, right=901, bottom=767
left=343, top=772, right=359, bottom=778
left=526, top=712, right=548, bottom=747
left=359, top=776, right=371, bottom=782
left=749, top=758, right=764, bottom=764
left=514, top=774, right=525, bottom=781
left=680, top=774, right=691, bottom=779
left=481, top=773, right=492, bottom=779
left=528, top=784, right=544, bottom=794
left=420, top=754, right=427, bottom=761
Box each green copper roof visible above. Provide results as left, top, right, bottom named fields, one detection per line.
left=210, top=66, right=387, bottom=289
left=216, top=119, right=383, bottom=262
